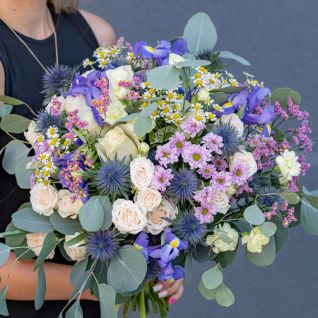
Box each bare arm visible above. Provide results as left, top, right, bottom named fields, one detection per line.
left=0, top=60, right=4, bottom=95
left=79, top=9, right=116, bottom=46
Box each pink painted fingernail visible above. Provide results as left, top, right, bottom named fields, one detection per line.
left=153, top=284, right=163, bottom=292
left=169, top=297, right=176, bottom=305
left=158, top=290, right=168, bottom=298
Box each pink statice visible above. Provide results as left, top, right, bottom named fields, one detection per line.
left=155, top=144, right=179, bottom=168
left=288, top=178, right=299, bottom=192
left=194, top=205, right=216, bottom=224
left=212, top=155, right=228, bottom=171
left=198, top=164, right=217, bottom=180
left=152, top=166, right=174, bottom=192
left=181, top=118, right=205, bottom=138
left=182, top=144, right=211, bottom=169
left=298, top=154, right=311, bottom=176
left=274, top=101, right=288, bottom=120
left=236, top=179, right=253, bottom=195
left=49, top=97, right=63, bottom=116
left=169, top=132, right=190, bottom=155
left=202, top=133, right=223, bottom=154
left=65, top=110, right=87, bottom=131
left=230, top=162, right=249, bottom=185
left=211, top=171, right=231, bottom=191
left=194, top=186, right=216, bottom=205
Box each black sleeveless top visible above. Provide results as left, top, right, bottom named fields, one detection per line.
left=0, top=6, right=100, bottom=317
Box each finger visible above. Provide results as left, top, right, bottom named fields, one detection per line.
left=153, top=280, right=173, bottom=293
left=158, top=279, right=184, bottom=298
left=168, top=284, right=184, bottom=305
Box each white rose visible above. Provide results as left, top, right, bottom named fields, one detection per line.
left=206, top=223, right=239, bottom=253
left=64, top=233, right=87, bottom=261
left=105, top=99, right=128, bottom=125
left=242, top=226, right=270, bottom=253
left=30, top=183, right=58, bottom=216
left=63, top=95, right=100, bottom=133
left=106, top=65, right=134, bottom=99
left=197, top=88, right=211, bottom=102
left=140, top=142, right=150, bottom=157
left=136, top=188, right=162, bottom=212
left=146, top=199, right=178, bottom=235
left=26, top=232, right=55, bottom=259
left=24, top=121, right=41, bottom=147
left=230, top=150, right=257, bottom=178
left=57, top=190, right=83, bottom=219
left=213, top=190, right=230, bottom=214
left=217, top=113, right=244, bottom=137
left=276, top=150, right=301, bottom=182
left=95, top=123, right=142, bottom=163
left=130, top=157, right=154, bottom=190
left=112, top=199, right=147, bottom=234
left=168, top=53, right=185, bottom=65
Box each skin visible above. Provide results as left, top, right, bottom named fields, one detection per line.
left=0, top=0, right=184, bottom=304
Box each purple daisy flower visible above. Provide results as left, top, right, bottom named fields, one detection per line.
left=230, top=162, right=249, bottom=185
left=169, top=132, right=190, bottom=155
left=181, top=119, right=205, bottom=138
left=155, top=144, right=179, bottom=168
left=198, top=164, right=217, bottom=180
left=182, top=144, right=211, bottom=169
left=194, top=186, right=216, bottom=205
left=202, top=133, right=223, bottom=154
left=211, top=171, right=231, bottom=191
left=151, top=166, right=174, bottom=192
left=212, top=155, right=229, bottom=170
left=194, top=204, right=216, bottom=224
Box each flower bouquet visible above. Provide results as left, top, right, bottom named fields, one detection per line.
left=0, top=12, right=317, bottom=318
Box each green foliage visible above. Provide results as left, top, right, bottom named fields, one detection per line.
left=147, top=65, right=180, bottom=90
left=215, top=283, right=235, bottom=307
left=281, top=190, right=300, bottom=205
left=64, top=301, right=83, bottom=318
left=219, top=50, right=251, bottom=66
left=64, top=232, right=87, bottom=248
left=211, top=92, right=228, bottom=106
left=107, top=246, right=147, bottom=293
left=149, top=126, right=176, bottom=144
left=217, top=247, right=238, bottom=268
left=201, top=264, right=223, bottom=290
left=270, top=87, right=301, bottom=108
left=0, top=243, right=11, bottom=267
left=50, top=213, right=82, bottom=235
left=34, top=232, right=58, bottom=270
left=133, top=116, right=154, bottom=137
left=0, top=104, right=13, bottom=118
left=98, top=284, right=117, bottom=318
left=70, top=258, right=88, bottom=287
left=35, top=265, right=46, bottom=310
left=301, top=197, right=318, bottom=236
left=183, top=12, right=217, bottom=55
left=0, top=95, right=25, bottom=106
left=79, top=196, right=112, bottom=232
left=272, top=218, right=289, bottom=253
left=246, top=237, right=276, bottom=267
left=12, top=208, right=54, bottom=232
left=243, top=204, right=265, bottom=225
left=176, top=59, right=211, bottom=68
left=184, top=255, right=193, bottom=284
left=0, top=114, right=31, bottom=133
left=0, top=284, right=9, bottom=316
left=4, top=223, right=26, bottom=246
left=198, top=281, right=217, bottom=300
left=259, top=222, right=277, bottom=237
left=15, top=156, right=33, bottom=189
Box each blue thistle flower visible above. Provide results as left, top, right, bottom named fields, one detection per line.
left=210, top=121, right=241, bottom=157
left=109, top=57, right=129, bottom=68
left=256, top=186, right=283, bottom=208
left=168, top=169, right=198, bottom=203
left=145, top=258, right=161, bottom=281
left=87, top=230, right=119, bottom=262
left=95, top=160, right=130, bottom=198
left=148, top=149, right=158, bottom=165
left=172, top=212, right=207, bottom=246
left=36, top=109, right=63, bottom=133
left=42, top=64, right=76, bottom=99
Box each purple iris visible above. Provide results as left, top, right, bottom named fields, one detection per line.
left=133, top=39, right=188, bottom=66
left=158, top=263, right=185, bottom=282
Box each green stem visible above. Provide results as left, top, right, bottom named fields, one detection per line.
left=138, top=290, right=147, bottom=318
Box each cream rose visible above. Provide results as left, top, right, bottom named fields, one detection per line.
left=168, top=53, right=186, bottom=65
left=242, top=226, right=270, bottom=253
left=217, top=113, right=244, bottom=137
left=112, top=199, right=147, bottom=234
left=24, top=121, right=41, bottom=147
left=213, top=190, right=230, bottom=214
left=30, top=183, right=58, bottom=216
left=136, top=188, right=162, bottom=212
left=26, top=232, right=55, bottom=259
left=230, top=150, right=257, bottom=178
left=63, top=95, right=100, bottom=133
left=57, top=190, right=83, bottom=219
left=197, top=88, right=211, bottom=102
left=64, top=233, right=87, bottom=261
left=276, top=150, right=301, bottom=182
left=206, top=223, right=239, bottom=253
left=130, top=157, right=154, bottom=190
left=96, top=123, right=143, bottom=163
left=146, top=199, right=178, bottom=235
left=105, top=99, right=128, bottom=125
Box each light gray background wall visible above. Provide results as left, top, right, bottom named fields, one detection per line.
left=79, top=1, right=318, bottom=317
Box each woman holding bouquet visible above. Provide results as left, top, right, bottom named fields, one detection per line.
left=0, top=0, right=184, bottom=316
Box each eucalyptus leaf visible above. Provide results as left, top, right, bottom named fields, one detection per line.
left=0, top=243, right=11, bottom=267
left=192, top=244, right=215, bottom=263
left=183, top=12, right=217, bottom=55
left=0, top=114, right=31, bottom=133
left=34, top=232, right=58, bottom=270
left=176, top=59, right=211, bottom=68
left=50, top=213, right=83, bottom=235
left=0, top=284, right=9, bottom=316
left=147, top=65, right=180, bottom=90
left=215, top=283, right=235, bottom=307
left=0, top=95, right=25, bottom=106
left=35, top=264, right=46, bottom=310
left=273, top=218, right=289, bottom=252
left=246, top=236, right=276, bottom=267
left=15, top=156, right=32, bottom=189
left=98, top=284, right=117, bottom=318
left=0, top=104, right=13, bottom=118
left=107, top=246, right=147, bottom=293
left=218, top=247, right=238, bottom=268
left=70, top=270, right=93, bottom=299
left=244, top=204, right=265, bottom=225
left=184, top=255, right=193, bottom=284
left=65, top=301, right=83, bottom=318
left=64, top=232, right=87, bottom=248
left=133, top=116, right=153, bottom=138
left=219, top=50, right=251, bottom=66
left=259, top=222, right=277, bottom=237
left=139, top=103, right=158, bottom=117
left=70, top=258, right=88, bottom=287
left=211, top=92, right=228, bottom=105
left=281, top=191, right=300, bottom=205
left=4, top=222, right=26, bottom=246
left=301, top=198, right=318, bottom=235
left=198, top=280, right=217, bottom=300
left=201, top=264, right=223, bottom=290
left=120, top=113, right=139, bottom=122
left=270, top=87, right=301, bottom=108
left=12, top=208, right=54, bottom=232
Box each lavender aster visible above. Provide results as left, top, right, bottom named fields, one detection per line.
left=168, top=169, right=198, bottom=203
left=87, top=230, right=119, bottom=262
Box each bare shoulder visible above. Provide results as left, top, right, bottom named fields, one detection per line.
left=78, top=9, right=116, bottom=46
left=0, top=60, right=4, bottom=95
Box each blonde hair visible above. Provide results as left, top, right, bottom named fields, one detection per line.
left=48, top=0, right=78, bottom=13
